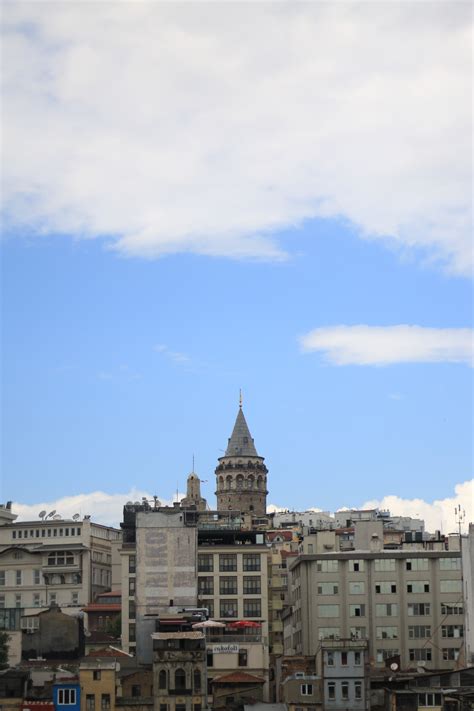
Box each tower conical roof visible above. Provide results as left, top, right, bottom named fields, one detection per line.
left=225, top=407, right=259, bottom=457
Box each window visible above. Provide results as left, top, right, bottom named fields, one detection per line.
left=376, top=603, right=398, bottom=617
left=129, top=578, right=136, bottom=595
left=86, top=695, right=95, bottom=711
left=58, top=689, right=77, bottom=705
left=129, top=600, right=136, bottom=619
left=243, top=599, right=261, bottom=617
left=159, top=706, right=167, bottom=711
left=326, top=651, right=334, bottom=666
left=327, top=682, right=335, bottom=700
left=375, top=559, right=396, bottom=571
left=409, top=648, right=432, bottom=661
left=175, top=669, right=186, bottom=691
left=318, top=627, right=340, bottom=640
left=101, top=694, right=111, bottom=711
left=49, top=593, right=57, bottom=604
left=159, top=670, right=167, bottom=689
left=243, top=554, right=260, bottom=571
left=440, top=558, right=461, bottom=570
left=47, top=552, right=74, bottom=566
left=15, top=594, right=21, bottom=608
left=376, top=626, right=398, bottom=639
left=16, top=570, right=22, bottom=585
left=198, top=577, right=214, bottom=596
left=443, top=648, right=460, bottom=661
left=33, top=593, right=41, bottom=607
left=355, top=681, right=362, bottom=699
left=406, top=558, right=429, bottom=571
left=243, top=576, right=261, bottom=594
left=207, top=650, right=213, bottom=667
left=220, top=600, right=238, bottom=618
left=349, top=582, right=365, bottom=594
left=193, top=670, right=201, bottom=691
left=354, top=652, right=362, bottom=665
left=317, top=582, right=338, bottom=595
left=34, top=569, right=41, bottom=585
left=440, top=580, right=462, bottom=593
left=219, top=554, right=237, bottom=572
left=0, top=596, right=5, bottom=609
left=220, top=577, right=238, bottom=595
left=128, top=555, right=136, bottom=574
left=442, top=625, right=463, bottom=638
left=409, top=625, right=431, bottom=639
left=0, top=572, right=4, bottom=586
left=408, top=603, right=431, bottom=616
left=198, top=554, right=213, bottom=572
left=350, top=627, right=366, bottom=639
left=93, top=671, right=101, bottom=681
left=341, top=651, right=348, bottom=665
left=341, top=682, right=349, bottom=700
left=318, top=604, right=339, bottom=617
left=21, top=617, right=39, bottom=631
left=131, top=686, right=141, bottom=698
left=350, top=604, right=365, bottom=617
left=376, top=649, right=399, bottom=662
left=349, top=560, right=364, bottom=572
left=129, top=624, right=136, bottom=642
left=441, top=602, right=463, bottom=615
left=316, top=560, right=338, bottom=572
left=301, top=684, right=313, bottom=696
left=238, top=649, right=248, bottom=667
left=375, top=582, right=397, bottom=594
left=407, top=581, right=430, bottom=593
left=418, top=693, right=442, bottom=707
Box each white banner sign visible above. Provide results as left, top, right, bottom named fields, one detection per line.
left=211, top=644, right=239, bottom=654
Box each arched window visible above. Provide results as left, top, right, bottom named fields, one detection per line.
left=226, top=476, right=233, bottom=490
left=219, top=476, right=224, bottom=488
left=158, top=670, right=167, bottom=690
left=236, top=475, right=244, bottom=490
left=175, top=668, right=186, bottom=691
left=193, top=669, right=201, bottom=691
left=257, top=476, right=263, bottom=490
left=247, top=475, right=254, bottom=490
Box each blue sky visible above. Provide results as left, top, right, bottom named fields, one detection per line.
left=1, top=2, right=472, bottom=530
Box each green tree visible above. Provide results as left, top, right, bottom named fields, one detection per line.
left=0, top=631, right=10, bottom=669
left=105, top=614, right=121, bottom=639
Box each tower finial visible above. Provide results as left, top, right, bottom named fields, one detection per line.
left=192, top=453, right=195, bottom=472
left=239, top=389, right=243, bottom=409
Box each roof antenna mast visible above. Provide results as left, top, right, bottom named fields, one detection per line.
left=239, top=388, right=243, bottom=409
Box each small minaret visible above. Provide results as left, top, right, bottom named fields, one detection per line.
left=215, top=400, right=268, bottom=516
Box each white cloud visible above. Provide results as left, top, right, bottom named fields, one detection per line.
left=2, top=3, right=471, bottom=273
left=300, top=325, right=474, bottom=366
left=362, top=479, right=473, bottom=535
left=268, top=480, right=473, bottom=534
left=154, top=343, right=190, bottom=364
left=12, top=489, right=184, bottom=529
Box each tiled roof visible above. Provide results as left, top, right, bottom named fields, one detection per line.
left=212, top=672, right=265, bottom=684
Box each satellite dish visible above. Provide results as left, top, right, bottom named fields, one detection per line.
left=390, top=663, right=399, bottom=671
left=72, top=514, right=80, bottom=521
left=84, top=629, right=92, bottom=637
left=53, top=514, right=62, bottom=520
left=38, top=510, right=47, bottom=519
left=47, top=510, right=57, bottom=519
left=417, top=663, right=426, bottom=674
left=134, top=501, right=140, bottom=506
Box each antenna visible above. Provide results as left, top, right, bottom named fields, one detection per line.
left=38, top=510, right=47, bottom=520
left=239, top=389, right=243, bottom=408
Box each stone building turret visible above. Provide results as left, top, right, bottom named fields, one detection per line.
left=180, top=472, right=207, bottom=511
left=215, top=405, right=268, bottom=516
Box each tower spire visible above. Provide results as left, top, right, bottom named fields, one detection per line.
left=239, top=389, right=243, bottom=409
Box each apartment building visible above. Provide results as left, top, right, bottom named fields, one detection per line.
left=0, top=502, right=121, bottom=613
left=288, top=521, right=463, bottom=671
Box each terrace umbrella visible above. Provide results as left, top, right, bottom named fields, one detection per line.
left=192, top=619, right=226, bottom=629
left=226, top=620, right=262, bottom=629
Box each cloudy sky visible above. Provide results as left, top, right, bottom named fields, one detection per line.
left=2, top=2, right=472, bottom=531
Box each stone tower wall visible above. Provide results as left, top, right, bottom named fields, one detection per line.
left=215, top=457, right=268, bottom=516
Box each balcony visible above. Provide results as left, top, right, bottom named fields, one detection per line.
left=206, top=634, right=262, bottom=644
left=168, top=689, right=193, bottom=696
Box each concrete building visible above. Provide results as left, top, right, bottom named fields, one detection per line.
left=316, top=638, right=369, bottom=711
left=461, top=523, right=474, bottom=666
left=80, top=659, right=117, bottom=711
left=0, top=503, right=121, bottom=614
left=287, top=522, right=464, bottom=671
left=153, top=630, right=207, bottom=711
left=215, top=406, right=268, bottom=517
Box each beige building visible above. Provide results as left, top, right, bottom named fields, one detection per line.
left=80, top=659, right=118, bottom=711
left=0, top=503, right=121, bottom=614
left=288, top=522, right=463, bottom=671
left=153, top=631, right=207, bottom=711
